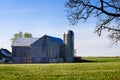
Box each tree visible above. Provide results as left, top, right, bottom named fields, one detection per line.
left=11, top=32, right=32, bottom=43
left=65, top=0, right=120, bottom=45
left=24, top=32, right=32, bottom=38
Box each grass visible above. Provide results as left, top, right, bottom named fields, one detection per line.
left=0, top=57, right=120, bottom=80
left=83, top=57, right=120, bottom=62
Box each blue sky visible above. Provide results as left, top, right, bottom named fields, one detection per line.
left=0, top=0, right=119, bottom=56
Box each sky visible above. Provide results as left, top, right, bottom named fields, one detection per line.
left=0, top=0, right=119, bottom=56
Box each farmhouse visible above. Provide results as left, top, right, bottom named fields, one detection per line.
left=12, top=30, right=74, bottom=63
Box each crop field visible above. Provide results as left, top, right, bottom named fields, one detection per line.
left=0, top=57, right=120, bottom=80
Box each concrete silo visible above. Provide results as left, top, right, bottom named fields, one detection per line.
left=64, top=30, right=74, bottom=62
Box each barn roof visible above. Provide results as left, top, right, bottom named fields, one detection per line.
left=45, top=35, right=64, bottom=45
left=12, top=35, right=64, bottom=47
left=12, top=38, right=39, bottom=47
left=0, top=48, right=11, bottom=57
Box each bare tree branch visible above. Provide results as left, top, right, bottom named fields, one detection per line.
left=66, top=0, right=120, bottom=44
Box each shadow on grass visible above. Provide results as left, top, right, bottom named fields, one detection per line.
left=74, top=57, right=95, bottom=63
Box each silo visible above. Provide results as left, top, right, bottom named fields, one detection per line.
left=64, top=30, right=74, bottom=62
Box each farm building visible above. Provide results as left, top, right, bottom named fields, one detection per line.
left=0, top=48, right=12, bottom=62
left=12, top=30, right=74, bottom=63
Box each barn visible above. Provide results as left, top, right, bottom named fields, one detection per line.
left=12, top=30, right=74, bottom=63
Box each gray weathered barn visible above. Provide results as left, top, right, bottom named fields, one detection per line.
left=12, top=30, right=74, bottom=63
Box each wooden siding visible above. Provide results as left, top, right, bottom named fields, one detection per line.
left=31, top=36, right=60, bottom=63
left=59, top=46, right=65, bottom=58
left=12, top=47, right=32, bottom=63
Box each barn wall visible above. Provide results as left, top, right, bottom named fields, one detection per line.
left=58, top=46, right=65, bottom=62
left=59, top=46, right=65, bottom=58
left=31, top=36, right=60, bottom=63
left=12, top=47, right=32, bottom=63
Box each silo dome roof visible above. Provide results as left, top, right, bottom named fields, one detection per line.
left=66, top=30, right=74, bottom=35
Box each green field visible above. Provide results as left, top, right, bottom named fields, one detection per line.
left=0, top=57, right=120, bottom=80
